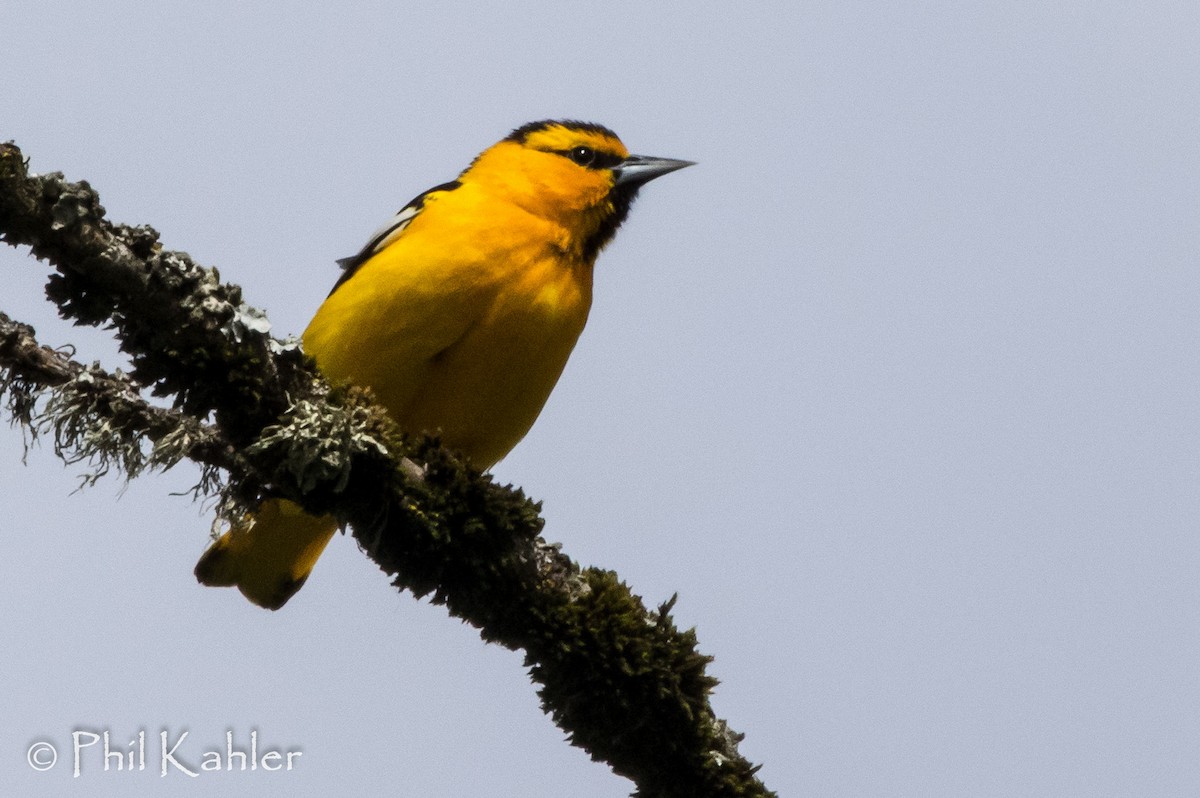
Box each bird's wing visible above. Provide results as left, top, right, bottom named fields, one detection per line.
left=329, top=180, right=463, bottom=296
left=304, top=212, right=499, bottom=420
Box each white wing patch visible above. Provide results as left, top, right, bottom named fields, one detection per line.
left=329, top=180, right=463, bottom=295
left=335, top=203, right=423, bottom=271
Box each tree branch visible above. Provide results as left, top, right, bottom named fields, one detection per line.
left=0, top=141, right=774, bottom=797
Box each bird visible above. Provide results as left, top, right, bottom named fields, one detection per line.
left=194, top=120, right=693, bottom=610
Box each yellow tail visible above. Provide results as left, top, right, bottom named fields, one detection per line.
left=194, top=499, right=337, bottom=610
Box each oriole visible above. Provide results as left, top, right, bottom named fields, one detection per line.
left=194, top=120, right=693, bottom=609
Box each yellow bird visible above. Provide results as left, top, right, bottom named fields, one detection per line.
left=195, top=120, right=693, bottom=609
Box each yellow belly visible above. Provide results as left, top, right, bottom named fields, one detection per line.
left=302, top=234, right=593, bottom=469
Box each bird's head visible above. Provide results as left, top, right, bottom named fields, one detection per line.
left=462, top=120, right=693, bottom=261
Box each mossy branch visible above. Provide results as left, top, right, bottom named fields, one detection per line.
left=0, top=141, right=773, bottom=798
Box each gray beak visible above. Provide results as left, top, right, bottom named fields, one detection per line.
left=613, top=155, right=696, bottom=187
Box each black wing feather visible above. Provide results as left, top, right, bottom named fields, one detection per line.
left=328, top=180, right=462, bottom=297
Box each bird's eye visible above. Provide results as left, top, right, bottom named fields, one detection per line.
left=569, top=146, right=596, bottom=166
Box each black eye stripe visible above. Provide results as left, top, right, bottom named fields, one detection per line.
left=553, top=147, right=624, bottom=170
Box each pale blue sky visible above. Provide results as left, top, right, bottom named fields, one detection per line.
left=4, top=2, right=1200, bottom=795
